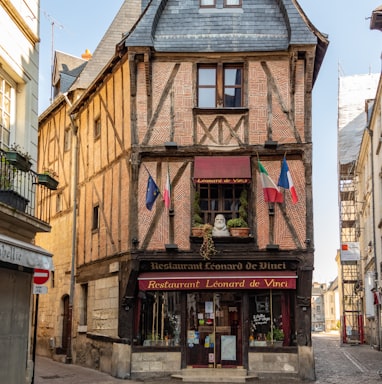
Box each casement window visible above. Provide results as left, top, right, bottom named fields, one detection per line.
left=56, top=193, right=62, bottom=213
left=79, top=283, right=88, bottom=326
left=198, top=183, right=246, bottom=225
left=224, top=0, right=242, bottom=7
left=94, top=117, right=101, bottom=139
left=92, top=204, right=100, bottom=231
left=200, top=0, right=242, bottom=7
left=0, top=74, right=13, bottom=150
left=200, top=0, right=215, bottom=7
left=193, top=156, right=251, bottom=226
left=198, top=64, right=243, bottom=108
left=64, top=127, right=71, bottom=152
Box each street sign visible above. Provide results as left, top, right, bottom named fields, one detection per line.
left=33, top=269, right=50, bottom=285
left=33, top=285, right=48, bottom=294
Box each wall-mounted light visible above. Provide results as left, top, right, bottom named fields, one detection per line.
left=164, top=142, right=178, bottom=149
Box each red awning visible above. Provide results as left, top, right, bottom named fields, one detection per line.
left=138, top=271, right=297, bottom=291
left=194, top=156, right=251, bottom=183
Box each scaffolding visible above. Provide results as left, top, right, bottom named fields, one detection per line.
left=339, top=162, right=363, bottom=344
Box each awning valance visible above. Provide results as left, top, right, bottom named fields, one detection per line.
left=194, top=156, right=251, bottom=183
left=0, top=234, right=54, bottom=271
left=138, top=271, right=296, bottom=291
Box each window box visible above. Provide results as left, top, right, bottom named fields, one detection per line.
left=0, top=190, right=29, bottom=212
left=38, top=173, right=59, bottom=190
left=5, top=151, right=32, bottom=172
left=229, top=227, right=250, bottom=237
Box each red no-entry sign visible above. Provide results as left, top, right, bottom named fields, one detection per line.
left=34, top=269, right=50, bottom=285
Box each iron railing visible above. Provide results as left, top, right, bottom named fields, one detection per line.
left=0, top=149, right=56, bottom=224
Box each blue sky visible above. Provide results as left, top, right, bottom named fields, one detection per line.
left=38, top=0, right=382, bottom=283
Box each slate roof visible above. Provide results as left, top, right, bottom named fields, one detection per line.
left=125, top=0, right=320, bottom=52
left=338, top=74, right=380, bottom=166
left=52, top=51, right=87, bottom=93
left=70, top=0, right=143, bottom=91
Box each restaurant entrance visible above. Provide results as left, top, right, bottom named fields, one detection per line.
left=186, top=292, right=242, bottom=367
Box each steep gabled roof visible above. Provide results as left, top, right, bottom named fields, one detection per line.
left=70, top=0, right=142, bottom=91
left=124, top=0, right=328, bottom=84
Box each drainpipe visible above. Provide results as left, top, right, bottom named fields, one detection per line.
left=63, top=93, right=78, bottom=363
left=367, top=125, right=380, bottom=350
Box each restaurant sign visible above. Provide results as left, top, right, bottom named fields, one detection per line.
left=138, top=271, right=296, bottom=291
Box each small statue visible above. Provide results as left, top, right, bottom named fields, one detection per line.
left=212, top=214, right=230, bottom=237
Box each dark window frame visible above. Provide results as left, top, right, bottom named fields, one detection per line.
left=197, top=63, right=243, bottom=108
left=197, top=183, right=247, bottom=225
left=64, top=127, right=71, bottom=152
left=92, top=204, right=100, bottom=231
left=224, top=0, right=242, bottom=7
left=94, top=116, right=101, bottom=140
left=200, top=0, right=216, bottom=8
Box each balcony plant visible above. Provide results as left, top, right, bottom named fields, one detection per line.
left=192, top=191, right=204, bottom=237
left=227, top=189, right=250, bottom=237
left=5, top=144, right=32, bottom=172
left=37, top=168, right=59, bottom=190
left=0, top=159, right=29, bottom=211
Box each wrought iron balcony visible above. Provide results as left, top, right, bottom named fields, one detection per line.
left=0, top=149, right=57, bottom=225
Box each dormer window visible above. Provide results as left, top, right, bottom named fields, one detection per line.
left=200, top=0, right=242, bottom=8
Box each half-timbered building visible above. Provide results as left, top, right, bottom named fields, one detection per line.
left=36, top=0, right=328, bottom=381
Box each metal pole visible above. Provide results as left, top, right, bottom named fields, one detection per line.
left=31, top=294, right=39, bottom=384
left=63, top=93, right=78, bottom=363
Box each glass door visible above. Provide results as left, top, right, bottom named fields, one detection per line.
left=186, top=292, right=242, bottom=367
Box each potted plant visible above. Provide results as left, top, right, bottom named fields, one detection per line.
left=266, top=328, right=284, bottom=345
left=192, top=191, right=204, bottom=236
left=227, top=189, right=250, bottom=237
left=38, top=168, right=59, bottom=190
left=0, top=161, right=29, bottom=211
left=5, top=144, right=32, bottom=172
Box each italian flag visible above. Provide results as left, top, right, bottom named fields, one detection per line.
left=163, top=167, right=171, bottom=209
left=277, top=158, right=298, bottom=204
left=258, top=160, right=283, bottom=203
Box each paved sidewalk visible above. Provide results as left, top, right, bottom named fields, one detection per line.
left=34, top=332, right=382, bottom=384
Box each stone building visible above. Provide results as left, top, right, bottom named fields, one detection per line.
left=311, top=282, right=326, bottom=332
left=36, top=0, right=327, bottom=381
left=0, top=1, right=54, bottom=383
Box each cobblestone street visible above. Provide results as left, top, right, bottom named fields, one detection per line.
left=34, top=332, right=382, bottom=384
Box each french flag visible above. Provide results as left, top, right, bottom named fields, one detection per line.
left=278, top=158, right=298, bottom=204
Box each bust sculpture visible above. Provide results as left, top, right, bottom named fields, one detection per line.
left=212, top=214, right=230, bottom=237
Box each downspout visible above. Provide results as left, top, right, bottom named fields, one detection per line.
left=63, top=93, right=78, bottom=363
left=367, top=125, right=380, bottom=350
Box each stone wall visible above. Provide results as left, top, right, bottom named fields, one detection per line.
left=131, top=351, right=181, bottom=380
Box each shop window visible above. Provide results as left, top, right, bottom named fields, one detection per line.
left=197, top=183, right=246, bottom=226
left=198, top=64, right=243, bottom=108
left=249, top=291, right=295, bottom=347
left=135, top=291, right=181, bottom=347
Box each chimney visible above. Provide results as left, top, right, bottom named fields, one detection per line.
left=81, top=49, right=92, bottom=61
